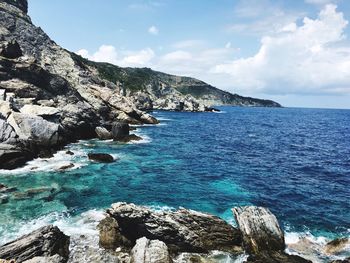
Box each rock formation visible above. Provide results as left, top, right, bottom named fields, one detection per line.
left=0, top=225, right=69, bottom=263
left=103, top=202, right=242, bottom=253
left=88, top=153, right=115, bottom=163
left=232, top=206, right=311, bottom=263
left=130, top=237, right=172, bottom=263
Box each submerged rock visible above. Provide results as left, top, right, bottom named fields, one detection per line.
left=118, top=134, right=143, bottom=143
left=130, top=237, right=172, bottom=263
left=233, top=206, right=310, bottom=263
left=0, top=225, right=70, bottom=263
left=88, top=153, right=115, bottom=163
left=106, top=202, right=242, bottom=253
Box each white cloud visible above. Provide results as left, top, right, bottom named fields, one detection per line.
left=161, top=50, right=192, bottom=61
left=76, top=46, right=155, bottom=67
left=148, top=25, right=159, bottom=35
left=172, top=40, right=205, bottom=49
left=213, top=4, right=350, bottom=95
left=305, top=0, right=336, bottom=5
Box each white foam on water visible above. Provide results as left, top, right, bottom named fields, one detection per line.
left=285, top=231, right=350, bottom=263
left=129, top=131, right=152, bottom=144
left=0, top=148, right=88, bottom=176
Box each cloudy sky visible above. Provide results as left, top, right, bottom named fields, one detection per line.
left=29, top=0, right=350, bottom=108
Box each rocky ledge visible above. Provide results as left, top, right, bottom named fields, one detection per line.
left=1, top=204, right=348, bottom=262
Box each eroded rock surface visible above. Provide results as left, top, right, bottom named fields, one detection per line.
left=130, top=237, right=172, bottom=263
left=105, top=202, right=242, bottom=253
left=0, top=225, right=70, bottom=263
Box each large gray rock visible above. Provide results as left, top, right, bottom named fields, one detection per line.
left=0, top=225, right=70, bottom=263
left=2, top=0, right=28, bottom=13
left=233, top=206, right=310, bottom=263
left=7, top=112, right=59, bottom=146
left=130, top=237, right=172, bottom=263
left=20, top=105, right=60, bottom=118
left=23, top=255, right=66, bottom=263
left=232, top=206, right=284, bottom=254
left=106, top=202, right=242, bottom=253
left=111, top=122, right=129, bottom=140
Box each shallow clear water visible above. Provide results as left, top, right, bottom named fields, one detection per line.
left=0, top=107, right=349, bottom=260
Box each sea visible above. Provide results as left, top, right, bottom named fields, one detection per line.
left=0, top=107, right=349, bottom=262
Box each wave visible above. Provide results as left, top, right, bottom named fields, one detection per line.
left=285, top=231, right=350, bottom=262
left=0, top=147, right=88, bottom=175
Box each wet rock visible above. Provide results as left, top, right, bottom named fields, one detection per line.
left=245, top=251, right=312, bottom=263
left=88, top=153, right=114, bottom=163
left=0, top=144, right=34, bottom=170
left=58, top=163, right=74, bottom=171
left=0, top=194, right=9, bottom=204
left=0, top=225, right=70, bottom=262
left=107, top=202, right=242, bottom=253
left=330, top=258, right=350, bottom=263
left=0, top=40, right=23, bottom=59
left=112, top=122, right=129, bottom=140
left=95, top=126, right=113, bottom=140
left=65, top=150, right=74, bottom=155
left=324, top=238, right=350, bottom=255
left=0, top=183, right=17, bottom=193
left=97, top=217, right=130, bottom=249
left=118, top=134, right=143, bottom=143
left=130, top=237, right=172, bottom=263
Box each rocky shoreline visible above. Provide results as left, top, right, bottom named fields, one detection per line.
left=0, top=203, right=348, bottom=263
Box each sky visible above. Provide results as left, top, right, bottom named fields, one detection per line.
left=28, top=0, right=350, bottom=109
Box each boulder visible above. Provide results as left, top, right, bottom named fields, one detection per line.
left=0, top=89, right=5, bottom=101
left=7, top=112, right=59, bottom=146
left=140, top=113, right=159, bottom=125
left=95, top=126, right=113, bottom=140
left=118, top=134, right=143, bottom=143
left=324, top=238, right=350, bottom=255
left=97, top=217, right=129, bottom=249
left=111, top=122, right=129, bottom=140
left=0, top=144, right=34, bottom=170
left=232, top=206, right=284, bottom=254
left=0, top=40, right=23, bottom=59
left=0, top=225, right=70, bottom=263
left=107, top=202, right=242, bottom=253
left=130, top=237, right=172, bottom=263
left=88, top=153, right=114, bottom=163
left=233, top=206, right=310, bottom=263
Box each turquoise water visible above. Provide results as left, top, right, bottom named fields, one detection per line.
left=0, top=107, right=349, bottom=256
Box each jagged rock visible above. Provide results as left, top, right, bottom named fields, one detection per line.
left=95, top=126, right=113, bottom=140
left=0, top=144, right=33, bottom=170
left=2, top=0, right=28, bottom=14
left=130, top=237, right=172, bottom=263
left=88, top=153, right=114, bottom=163
left=140, top=113, right=159, bottom=124
left=7, top=112, right=59, bottom=146
left=112, top=122, right=129, bottom=140
left=0, top=225, right=70, bottom=263
left=324, top=238, right=349, bottom=255
left=0, top=116, right=17, bottom=144
left=107, top=202, right=242, bottom=253
left=0, top=101, right=12, bottom=119
left=233, top=206, right=310, bottom=263
left=0, top=40, right=23, bottom=59
left=232, top=206, right=285, bottom=254
left=97, top=217, right=129, bottom=249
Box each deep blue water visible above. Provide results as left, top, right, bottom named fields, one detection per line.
left=0, top=107, right=349, bottom=242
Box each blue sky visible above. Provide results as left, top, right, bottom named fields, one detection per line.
left=29, top=0, right=350, bottom=108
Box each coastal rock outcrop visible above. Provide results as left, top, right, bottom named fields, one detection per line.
left=233, top=206, right=311, bottom=263
left=95, top=126, right=113, bottom=140
left=0, top=225, right=70, bottom=263
left=130, top=237, right=172, bottom=263
left=112, top=122, right=130, bottom=140
left=88, top=153, right=115, bottom=163
left=104, top=202, right=242, bottom=253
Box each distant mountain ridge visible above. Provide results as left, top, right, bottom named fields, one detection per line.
left=72, top=54, right=281, bottom=110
